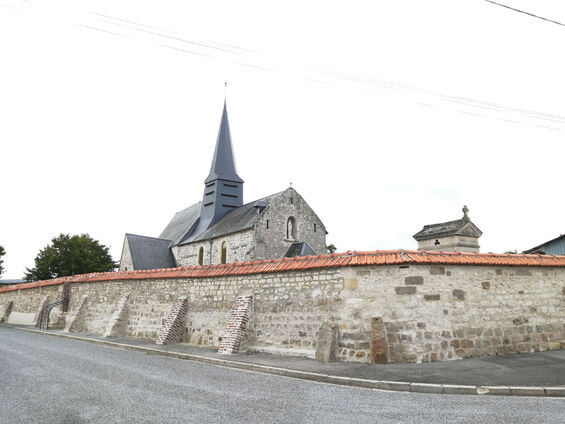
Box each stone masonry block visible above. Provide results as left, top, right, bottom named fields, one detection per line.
left=424, top=294, right=440, bottom=301
left=405, top=276, right=424, bottom=285
left=452, top=289, right=465, bottom=300
left=315, top=322, right=338, bottom=363
left=429, top=266, right=445, bottom=275
left=395, top=286, right=416, bottom=295
left=370, top=317, right=388, bottom=364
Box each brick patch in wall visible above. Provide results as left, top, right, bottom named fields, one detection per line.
left=218, top=295, right=253, bottom=354
left=33, top=295, right=50, bottom=328
left=65, top=296, right=88, bottom=332
left=0, top=301, right=13, bottom=323
left=155, top=296, right=188, bottom=345
left=103, top=293, right=131, bottom=338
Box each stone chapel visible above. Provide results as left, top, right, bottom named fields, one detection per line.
left=119, top=102, right=327, bottom=271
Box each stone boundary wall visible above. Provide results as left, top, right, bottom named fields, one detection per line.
left=337, top=265, right=565, bottom=362
left=33, top=295, right=51, bottom=328
left=56, top=268, right=342, bottom=353
left=65, top=296, right=88, bottom=332
left=1, top=255, right=564, bottom=364
left=0, top=300, right=13, bottom=323
left=0, top=284, right=63, bottom=326
left=103, top=293, right=130, bottom=338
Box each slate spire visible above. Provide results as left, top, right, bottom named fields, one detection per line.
left=197, top=101, right=244, bottom=232
left=205, top=101, right=243, bottom=184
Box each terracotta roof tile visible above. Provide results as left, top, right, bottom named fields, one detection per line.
left=3, top=250, right=565, bottom=293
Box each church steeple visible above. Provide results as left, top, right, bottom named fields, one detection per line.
left=205, top=101, right=243, bottom=184
left=197, top=101, right=244, bottom=232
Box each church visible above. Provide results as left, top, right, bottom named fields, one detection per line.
left=119, top=102, right=327, bottom=271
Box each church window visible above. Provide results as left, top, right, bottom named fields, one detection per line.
left=198, top=247, right=204, bottom=266
left=221, top=242, right=227, bottom=264
left=435, top=239, right=440, bottom=246
left=290, top=197, right=293, bottom=204
left=286, top=217, right=297, bottom=240
left=314, top=223, right=317, bottom=233
left=266, top=219, right=269, bottom=229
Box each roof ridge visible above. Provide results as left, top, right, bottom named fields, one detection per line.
left=126, top=233, right=172, bottom=242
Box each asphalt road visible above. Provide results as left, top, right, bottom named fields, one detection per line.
left=1, top=327, right=564, bottom=424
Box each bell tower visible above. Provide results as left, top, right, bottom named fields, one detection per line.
left=197, top=101, right=244, bottom=232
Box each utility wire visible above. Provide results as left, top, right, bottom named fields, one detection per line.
left=485, top=0, right=565, bottom=27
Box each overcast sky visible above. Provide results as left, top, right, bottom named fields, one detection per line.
left=1, top=0, right=564, bottom=279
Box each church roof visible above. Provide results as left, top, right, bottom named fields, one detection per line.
left=125, top=234, right=176, bottom=270
left=284, top=242, right=316, bottom=258
left=182, top=192, right=281, bottom=245
left=205, top=101, right=243, bottom=184
left=413, top=206, right=482, bottom=241
left=159, top=202, right=201, bottom=245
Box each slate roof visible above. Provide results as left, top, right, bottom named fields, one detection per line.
left=162, top=192, right=281, bottom=246
left=205, top=101, right=243, bottom=184
left=413, top=218, right=482, bottom=241
left=284, top=242, right=316, bottom=258
left=6, top=250, right=565, bottom=293
left=159, top=202, right=201, bottom=245
left=191, top=193, right=280, bottom=242
left=125, top=234, right=176, bottom=270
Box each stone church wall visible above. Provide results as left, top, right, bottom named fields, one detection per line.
left=171, top=188, right=326, bottom=267
left=1, top=262, right=564, bottom=364
left=173, top=229, right=256, bottom=267
left=254, top=188, right=327, bottom=259
left=118, top=237, right=134, bottom=272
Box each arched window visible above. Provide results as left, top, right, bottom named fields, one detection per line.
left=198, top=247, right=204, bottom=266
left=221, top=242, right=227, bottom=264
left=286, top=217, right=297, bottom=240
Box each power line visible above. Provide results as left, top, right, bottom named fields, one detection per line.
left=485, top=0, right=565, bottom=27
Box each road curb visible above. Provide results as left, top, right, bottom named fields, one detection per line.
left=6, top=325, right=565, bottom=398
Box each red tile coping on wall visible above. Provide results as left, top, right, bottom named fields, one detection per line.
left=3, top=249, right=565, bottom=293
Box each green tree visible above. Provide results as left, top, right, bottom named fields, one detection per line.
left=326, top=244, right=337, bottom=254
left=25, top=234, right=116, bottom=282
left=0, top=245, right=5, bottom=277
